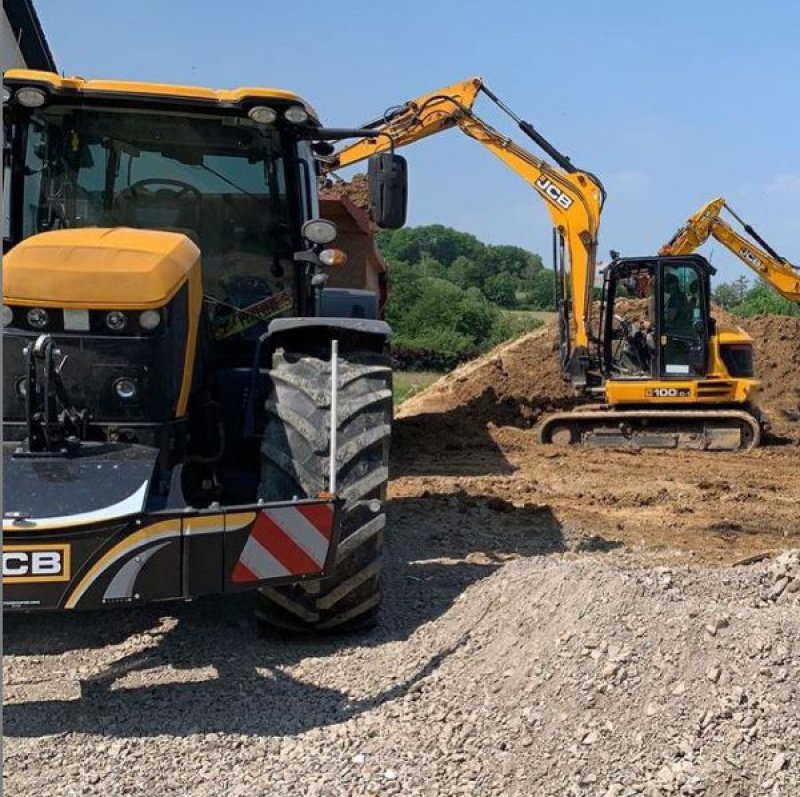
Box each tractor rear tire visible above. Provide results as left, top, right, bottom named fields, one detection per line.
left=255, top=348, right=392, bottom=633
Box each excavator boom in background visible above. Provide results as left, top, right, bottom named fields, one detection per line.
left=331, top=79, right=764, bottom=450
left=660, top=197, right=800, bottom=303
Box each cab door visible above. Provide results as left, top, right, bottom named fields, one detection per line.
left=658, top=260, right=709, bottom=378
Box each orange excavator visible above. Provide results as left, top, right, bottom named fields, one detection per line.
left=330, top=78, right=764, bottom=449
left=660, top=197, right=800, bottom=304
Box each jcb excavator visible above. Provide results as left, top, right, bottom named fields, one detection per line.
left=332, top=78, right=763, bottom=449
left=660, top=196, right=800, bottom=303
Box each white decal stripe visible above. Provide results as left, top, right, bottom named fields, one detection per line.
left=239, top=536, right=290, bottom=579
left=265, top=507, right=329, bottom=566
left=66, top=529, right=181, bottom=608
left=103, top=542, right=170, bottom=601
left=4, top=481, right=150, bottom=531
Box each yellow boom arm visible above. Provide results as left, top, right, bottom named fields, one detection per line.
left=660, top=197, right=800, bottom=302
left=330, top=77, right=605, bottom=376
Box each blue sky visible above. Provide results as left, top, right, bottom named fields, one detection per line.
left=36, top=0, right=800, bottom=283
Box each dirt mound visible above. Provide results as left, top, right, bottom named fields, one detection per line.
left=398, top=312, right=800, bottom=442
left=742, top=315, right=800, bottom=439
left=320, top=172, right=370, bottom=211
left=397, top=324, right=574, bottom=429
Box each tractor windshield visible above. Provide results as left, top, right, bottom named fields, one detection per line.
left=13, top=104, right=297, bottom=318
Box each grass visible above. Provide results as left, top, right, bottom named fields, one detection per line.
left=502, top=309, right=557, bottom=323
left=393, top=370, right=442, bottom=405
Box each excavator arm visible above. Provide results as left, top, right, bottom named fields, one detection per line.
left=329, top=77, right=606, bottom=385
left=660, top=197, right=800, bottom=303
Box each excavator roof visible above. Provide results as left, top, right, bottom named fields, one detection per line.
left=608, top=253, right=717, bottom=277
left=2, top=69, right=320, bottom=123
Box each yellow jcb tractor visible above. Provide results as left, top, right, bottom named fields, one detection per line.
left=1, top=70, right=408, bottom=630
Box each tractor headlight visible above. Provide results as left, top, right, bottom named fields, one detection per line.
left=248, top=106, right=277, bottom=124
left=1, top=305, right=13, bottom=327
left=105, top=310, right=128, bottom=332
left=2, top=86, right=11, bottom=104
left=16, top=87, right=46, bottom=108
left=27, top=307, right=49, bottom=329
left=284, top=105, right=309, bottom=124
left=302, top=219, right=337, bottom=245
left=113, top=378, right=137, bottom=400
left=138, top=309, right=162, bottom=331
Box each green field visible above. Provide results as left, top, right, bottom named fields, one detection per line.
left=502, top=309, right=557, bottom=323
left=393, top=371, right=441, bottom=404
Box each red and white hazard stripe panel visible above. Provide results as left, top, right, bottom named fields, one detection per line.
left=231, top=504, right=335, bottom=584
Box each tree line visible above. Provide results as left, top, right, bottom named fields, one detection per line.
left=376, top=225, right=550, bottom=369
left=712, top=275, right=800, bottom=317
left=376, top=224, right=557, bottom=310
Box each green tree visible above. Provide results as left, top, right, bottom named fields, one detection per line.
left=483, top=271, right=519, bottom=308
left=733, top=275, right=749, bottom=304
left=481, top=245, right=543, bottom=281
left=712, top=282, right=740, bottom=310
left=525, top=269, right=557, bottom=310
left=384, top=262, right=423, bottom=330
left=418, top=253, right=446, bottom=279
left=734, top=282, right=800, bottom=317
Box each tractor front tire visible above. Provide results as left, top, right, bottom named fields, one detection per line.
left=256, top=347, right=392, bottom=632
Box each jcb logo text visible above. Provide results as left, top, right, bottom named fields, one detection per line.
left=3, top=545, right=70, bottom=583
left=535, top=176, right=574, bottom=210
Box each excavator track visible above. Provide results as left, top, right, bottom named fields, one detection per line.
left=539, top=407, right=762, bottom=451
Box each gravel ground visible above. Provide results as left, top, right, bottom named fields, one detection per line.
left=4, top=484, right=799, bottom=796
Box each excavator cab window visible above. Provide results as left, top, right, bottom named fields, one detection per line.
left=657, top=260, right=709, bottom=378
left=605, top=262, right=656, bottom=379
left=604, top=256, right=711, bottom=381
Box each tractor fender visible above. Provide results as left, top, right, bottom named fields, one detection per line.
left=266, top=317, right=391, bottom=356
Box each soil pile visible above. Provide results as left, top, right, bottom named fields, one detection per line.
left=397, top=324, right=574, bottom=429
left=744, top=315, right=800, bottom=439
left=320, top=173, right=370, bottom=211
left=398, top=313, right=800, bottom=442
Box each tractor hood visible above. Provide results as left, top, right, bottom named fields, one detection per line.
left=3, top=227, right=200, bottom=310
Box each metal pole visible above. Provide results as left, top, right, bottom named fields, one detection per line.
left=329, top=339, right=339, bottom=494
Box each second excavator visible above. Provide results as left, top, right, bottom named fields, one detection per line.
left=660, top=196, right=800, bottom=305
left=330, top=78, right=763, bottom=449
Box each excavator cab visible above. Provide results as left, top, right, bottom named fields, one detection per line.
left=603, top=255, right=713, bottom=382
left=542, top=253, right=762, bottom=449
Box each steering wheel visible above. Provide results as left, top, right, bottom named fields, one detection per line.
left=126, top=178, right=201, bottom=201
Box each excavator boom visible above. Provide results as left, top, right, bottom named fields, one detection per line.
left=661, top=197, right=800, bottom=303
left=330, top=77, right=605, bottom=386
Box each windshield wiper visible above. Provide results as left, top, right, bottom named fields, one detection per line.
left=192, top=161, right=264, bottom=203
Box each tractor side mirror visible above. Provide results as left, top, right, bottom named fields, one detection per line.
left=367, top=153, right=407, bottom=229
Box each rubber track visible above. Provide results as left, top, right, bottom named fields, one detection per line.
left=539, top=408, right=762, bottom=450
